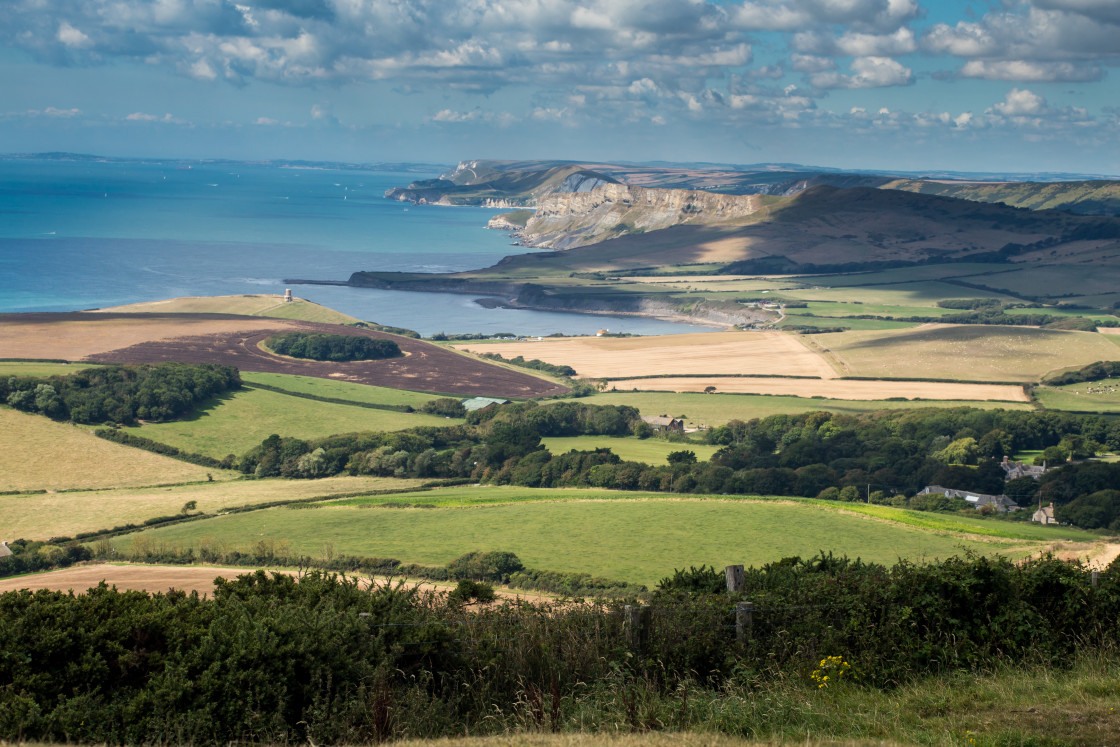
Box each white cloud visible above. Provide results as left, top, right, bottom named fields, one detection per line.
left=811, top=56, right=914, bottom=89
left=990, top=88, right=1046, bottom=117
left=57, top=22, right=91, bottom=48
left=791, top=54, right=836, bottom=73
left=959, top=59, right=1102, bottom=82
left=796, top=27, right=917, bottom=56
left=125, top=111, right=184, bottom=123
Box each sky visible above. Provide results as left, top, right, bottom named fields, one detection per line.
left=1, top=0, right=1118, bottom=174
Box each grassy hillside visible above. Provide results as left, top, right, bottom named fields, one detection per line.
left=805, top=325, right=1120, bottom=382
left=0, top=407, right=237, bottom=492
left=94, top=294, right=366, bottom=325
left=1, top=475, right=423, bottom=540
left=129, top=384, right=456, bottom=459
left=884, top=178, right=1120, bottom=216
left=106, top=491, right=1090, bottom=586
left=541, top=435, right=721, bottom=464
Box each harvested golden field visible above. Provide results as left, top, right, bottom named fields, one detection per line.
left=96, top=294, right=364, bottom=325
left=805, top=324, right=1120, bottom=383
left=455, top=331, right=837, bottom=379
left=0, top=474, right=424, bottom=540
left=607, top=376, right=1029, bottom=402
left=0, top=408, right=235, bottom=492
left=0, top=313, right=287, bottom=360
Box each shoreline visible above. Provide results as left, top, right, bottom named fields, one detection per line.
left=285, top=277, right=750, bottom=331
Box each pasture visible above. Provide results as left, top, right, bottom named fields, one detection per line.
left=1034, top=378, right=1120, bottom=413
left=0, top=361, right=102, bottom=377
left=0, top=407, right=236, bottom=492
left=779, top=314, right=918, bottom=331
left=95, top=294, right=365, bottom=325
left=106, top=491, right=1087, bottom=586
left=541, top=436, right=721, bottom=464
left=454, top=331, right=837, bottom=379
left=130, top=385, right=454, bottom=459
left=604, top=376, right=1029, bottom=402
left=241, top=371, right=443, bottom=409
left=580, top=390, right=1033, bottom=426
left=806, top=324, right=1120, bottom=382
left=0, top=474, right=424, bottom=540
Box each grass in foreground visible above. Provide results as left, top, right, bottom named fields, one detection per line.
left=384, top=653, right=1120, bottom=747
left=0, top=407, right=237, bottom=492
left=111, top=495, right=1043, bottom=586
left=0, top=475, right=424, bottom=540
left=130, top=385, right=454, bottom=459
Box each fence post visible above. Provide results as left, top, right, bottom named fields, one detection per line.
left=725, top=564, right=745, bottom=593
left=1092, top=570, right=1100, bottom=589
left=736, top=602, right=754, bottom=644
left=625, top=604, right=650, bottom=653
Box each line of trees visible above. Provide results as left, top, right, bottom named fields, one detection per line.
left=228, top=402, right=1120, bottom=527
left=1043, top=360, right=1120, bottom=387
left=478, top=352, right=577, bottom=378
left=267, top=332, right=401, bottom=362
left=1, top=363, right=240, bottom=424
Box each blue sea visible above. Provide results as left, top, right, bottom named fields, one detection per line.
left=0, top=158, right=711, bottom=336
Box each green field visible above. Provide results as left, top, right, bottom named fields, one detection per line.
left=131, top=385, right=455, bottom=459
left=779, top=314, right=918, bottom=331
left=1, top=474, right=424, bottom=540
left=779, top=281, right=1013, bottom=307
left=0, top=361, right=102, bottom=377
left=1035, top=378, right=1120, bottom=413
left=579, top=390, right=1032, bottom=426
left=108, top=488, right=1091, bottom=585
left=240, top=372, right=445, bottom=407
left=0, top=406, right=237, bottom=492
left=542, top=435, right=721, bottom=464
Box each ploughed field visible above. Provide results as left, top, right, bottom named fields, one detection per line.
left=0, top=312, right=567, bottom=398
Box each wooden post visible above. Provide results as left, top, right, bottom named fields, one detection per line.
left=736, top=602, right=754, bottom=644
left=725, top=565, right=745, bottom=593
left=1092, top=570, right=1100, bottom=589
left=625, top=605, right=650, bottom=652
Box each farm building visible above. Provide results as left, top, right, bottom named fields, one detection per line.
left=1033, top=503, right=1058, bottom=525
left=0, top=541, right=11, bottom=558
left=641, top=415, right=685, bottom=433
left=919, top=486, right=1020, bottom=513
left=461, top=397, right=509, bottom=413
left=1001, top=456, right=1047, bottom=480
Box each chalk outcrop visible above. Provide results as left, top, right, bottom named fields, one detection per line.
left=503, top=184, right=767, bottom=249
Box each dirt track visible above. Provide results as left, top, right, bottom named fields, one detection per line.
left=0, top=312, right=567, bottom=398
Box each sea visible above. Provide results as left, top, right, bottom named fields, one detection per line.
left=0, top=158, right=712, bottom=337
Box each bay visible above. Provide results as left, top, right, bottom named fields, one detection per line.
left=0, top=158, right=712, bottom=336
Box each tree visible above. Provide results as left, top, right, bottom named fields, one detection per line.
left=703, top=385, right=717, bottom=394
left=667, top=450, right=697, bottom=466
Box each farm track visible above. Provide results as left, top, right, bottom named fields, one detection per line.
left=0, top=312, right=568, bottom=399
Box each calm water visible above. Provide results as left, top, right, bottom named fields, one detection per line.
left=0, top=158, right=711, bottom=336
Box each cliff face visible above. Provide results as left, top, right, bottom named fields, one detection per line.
left=507, top=184, right=767, bottom=249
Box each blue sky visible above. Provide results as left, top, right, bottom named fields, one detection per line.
left=1, top=0, right=1118, bottom=174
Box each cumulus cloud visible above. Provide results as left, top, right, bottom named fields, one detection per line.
left=810, top=56, right=914, bottom=89
left=795, top=27, right=917, bottom=57
left=923, top=2, right=1120, bottom=81
left=125, top=112, right=185, bottom=123
left=989, top=88, right=1047, bottom=117
left=959, top=59, right=1102, bottom=82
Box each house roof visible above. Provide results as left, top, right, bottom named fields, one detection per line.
left=461, top=397, right=510, bottom=412
left=0, top=542, right=12, bottom=558
left=641, top=415, right=682, bottom=426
